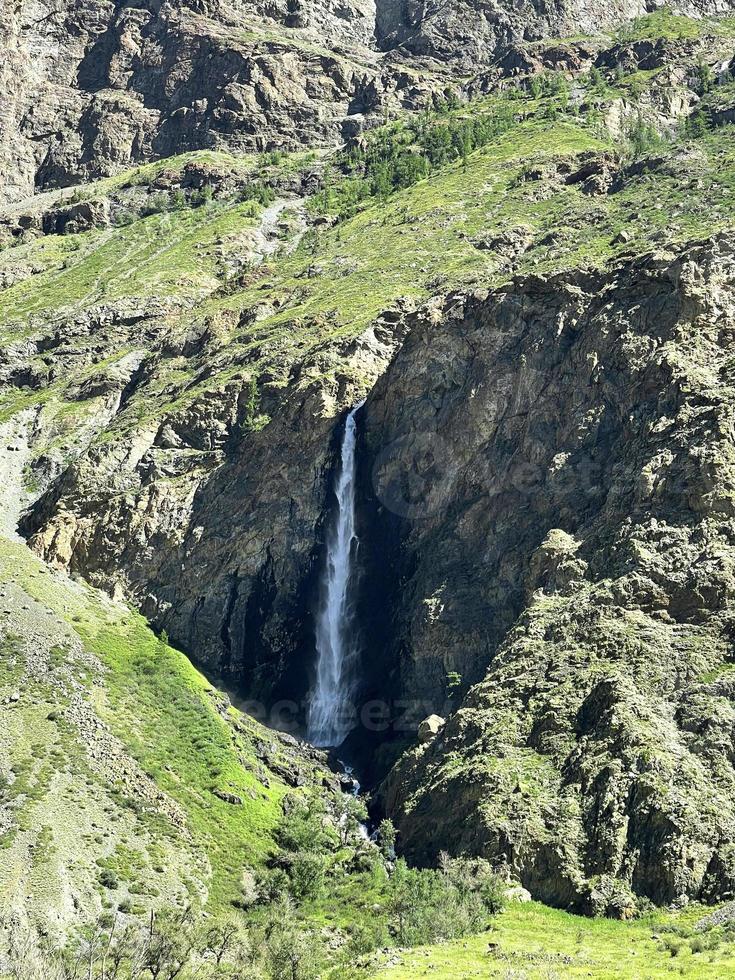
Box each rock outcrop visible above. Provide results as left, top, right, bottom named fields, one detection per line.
left=0, top=0, right=440, bottom=204
left=375, top=0, right=732, bottom=68
left=374, top=234, right=735, bottom=910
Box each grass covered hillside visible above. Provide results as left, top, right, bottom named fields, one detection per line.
left=376, top=901, right=735, bottom=978
left=0, top=535, right=331, bottom=923
left=3, top=6, right=735, bottom=980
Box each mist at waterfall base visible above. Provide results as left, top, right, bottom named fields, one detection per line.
left=306, top=403, right=364, bottom=749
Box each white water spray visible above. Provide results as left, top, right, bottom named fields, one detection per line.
left=307, top=404, right=363, bottom=747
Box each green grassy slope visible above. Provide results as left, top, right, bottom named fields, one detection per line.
left=4, top=83, right=735, bottom=375
left=374, top=902, right=735, bottom=979
left=5, top=106, right=735, bottom=462
left=0, top=536, right=328, bottom=924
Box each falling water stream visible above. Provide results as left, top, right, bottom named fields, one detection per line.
left=306, top=403, right=363, bottom=748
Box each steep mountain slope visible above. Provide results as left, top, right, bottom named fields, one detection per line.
left=0, top=533, right=334, bottom=950
left=4, top=2, right=735, bottom=967
left=3, top=0, right=732, bottom=205
left=375, top=236, right=735, bottom=912
left=376, top=0, right=733, bottom=66
left=0, top=0, right=440, bottom=204
left=11, top=46, right=735, bottom=711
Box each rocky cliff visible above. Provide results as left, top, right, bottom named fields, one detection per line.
left=3, top=0, right=731, bottom=204
left=0, top=0, right=441, bottom=205
left=23, top=317, right=400, bottom=701
left=18, top=224, right=735, bottom=910
left=4, top=0, right=735, bottom=925
left=377, top=0, right=734, bottom=66
left=375, top=235, right=735, bottom=912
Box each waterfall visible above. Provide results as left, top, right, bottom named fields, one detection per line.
left=307, top=404, right=363, bottom=747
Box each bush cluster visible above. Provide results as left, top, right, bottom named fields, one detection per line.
left=311, top=101, right=518, bottom=218
left=9, top=786, right=508, bottom=980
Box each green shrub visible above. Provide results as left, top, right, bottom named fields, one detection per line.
left=99, top=868, right=119, bottom=889
left=287, top=850, right=326, bottom=899
left=191, top=185, right=214, bottom=207
left=347, top=919, right=391, bottom=957
left=627, top=114, right=665, bottom=158
left=260, top=149, right=287, bottom=167
left=377, top=818, right=397, bottom=861
left=385, top=856, right=505, bottom=947
left=275, top=796, right=338, bottom=854
left=241, top=182, right=277, bottom=206
left=141, top=192, right=171, bottom=217
left=255, top=866, right=290, bottom=904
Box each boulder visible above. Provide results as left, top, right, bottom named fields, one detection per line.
left=212, top=789, right=243, bottom=805
left=418, top=715, right=445, bottom=743
left=505, top=885, right=532, bottom=903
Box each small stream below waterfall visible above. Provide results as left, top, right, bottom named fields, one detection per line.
left=339, top=761, right=371, bottom=840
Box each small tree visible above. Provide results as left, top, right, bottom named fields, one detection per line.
left=262, top=898, right=322, bottom=980
left=142, top=910, right=195, bottom=980
left=695, top=59, right=714, bottom=95
left=627, top=114, right=663, bottom=158
left=197, top=915, right=249, bottom=967
left=377, top=819, right=397, bottom=862
left=287, top=851, right=326, bottom=900
left=334, top=794, right=368, bottom=847
left=686, top=109, right=709, bottom=140
left=276, top=795, right=338, bottom=853
left=265, top=929, right=321, bottom=980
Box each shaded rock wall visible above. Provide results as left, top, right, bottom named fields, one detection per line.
left=25, top=320, right=401, bottom=708
left=377, top=0, right=735, bottom=67
left=374, top=234, right=735, bottom=909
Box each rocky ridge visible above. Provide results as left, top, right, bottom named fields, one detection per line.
left=3, top=0, right=735, bottom=927
left=377, top=0, right=734, bottom=67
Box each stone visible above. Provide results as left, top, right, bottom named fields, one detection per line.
left=505, top=885, right=532, bottom=903
left=418, top=715, right=445, bottom=743
left=212, top=789, right=243, bottom=806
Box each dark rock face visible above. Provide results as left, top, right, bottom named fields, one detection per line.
left=23, top=233, right=735, bottom=910
left=24, top=321, right=401, bottom=708
left=374, top=235, right=735, bottom=910
left=375, top=0, right=731, bottom=68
